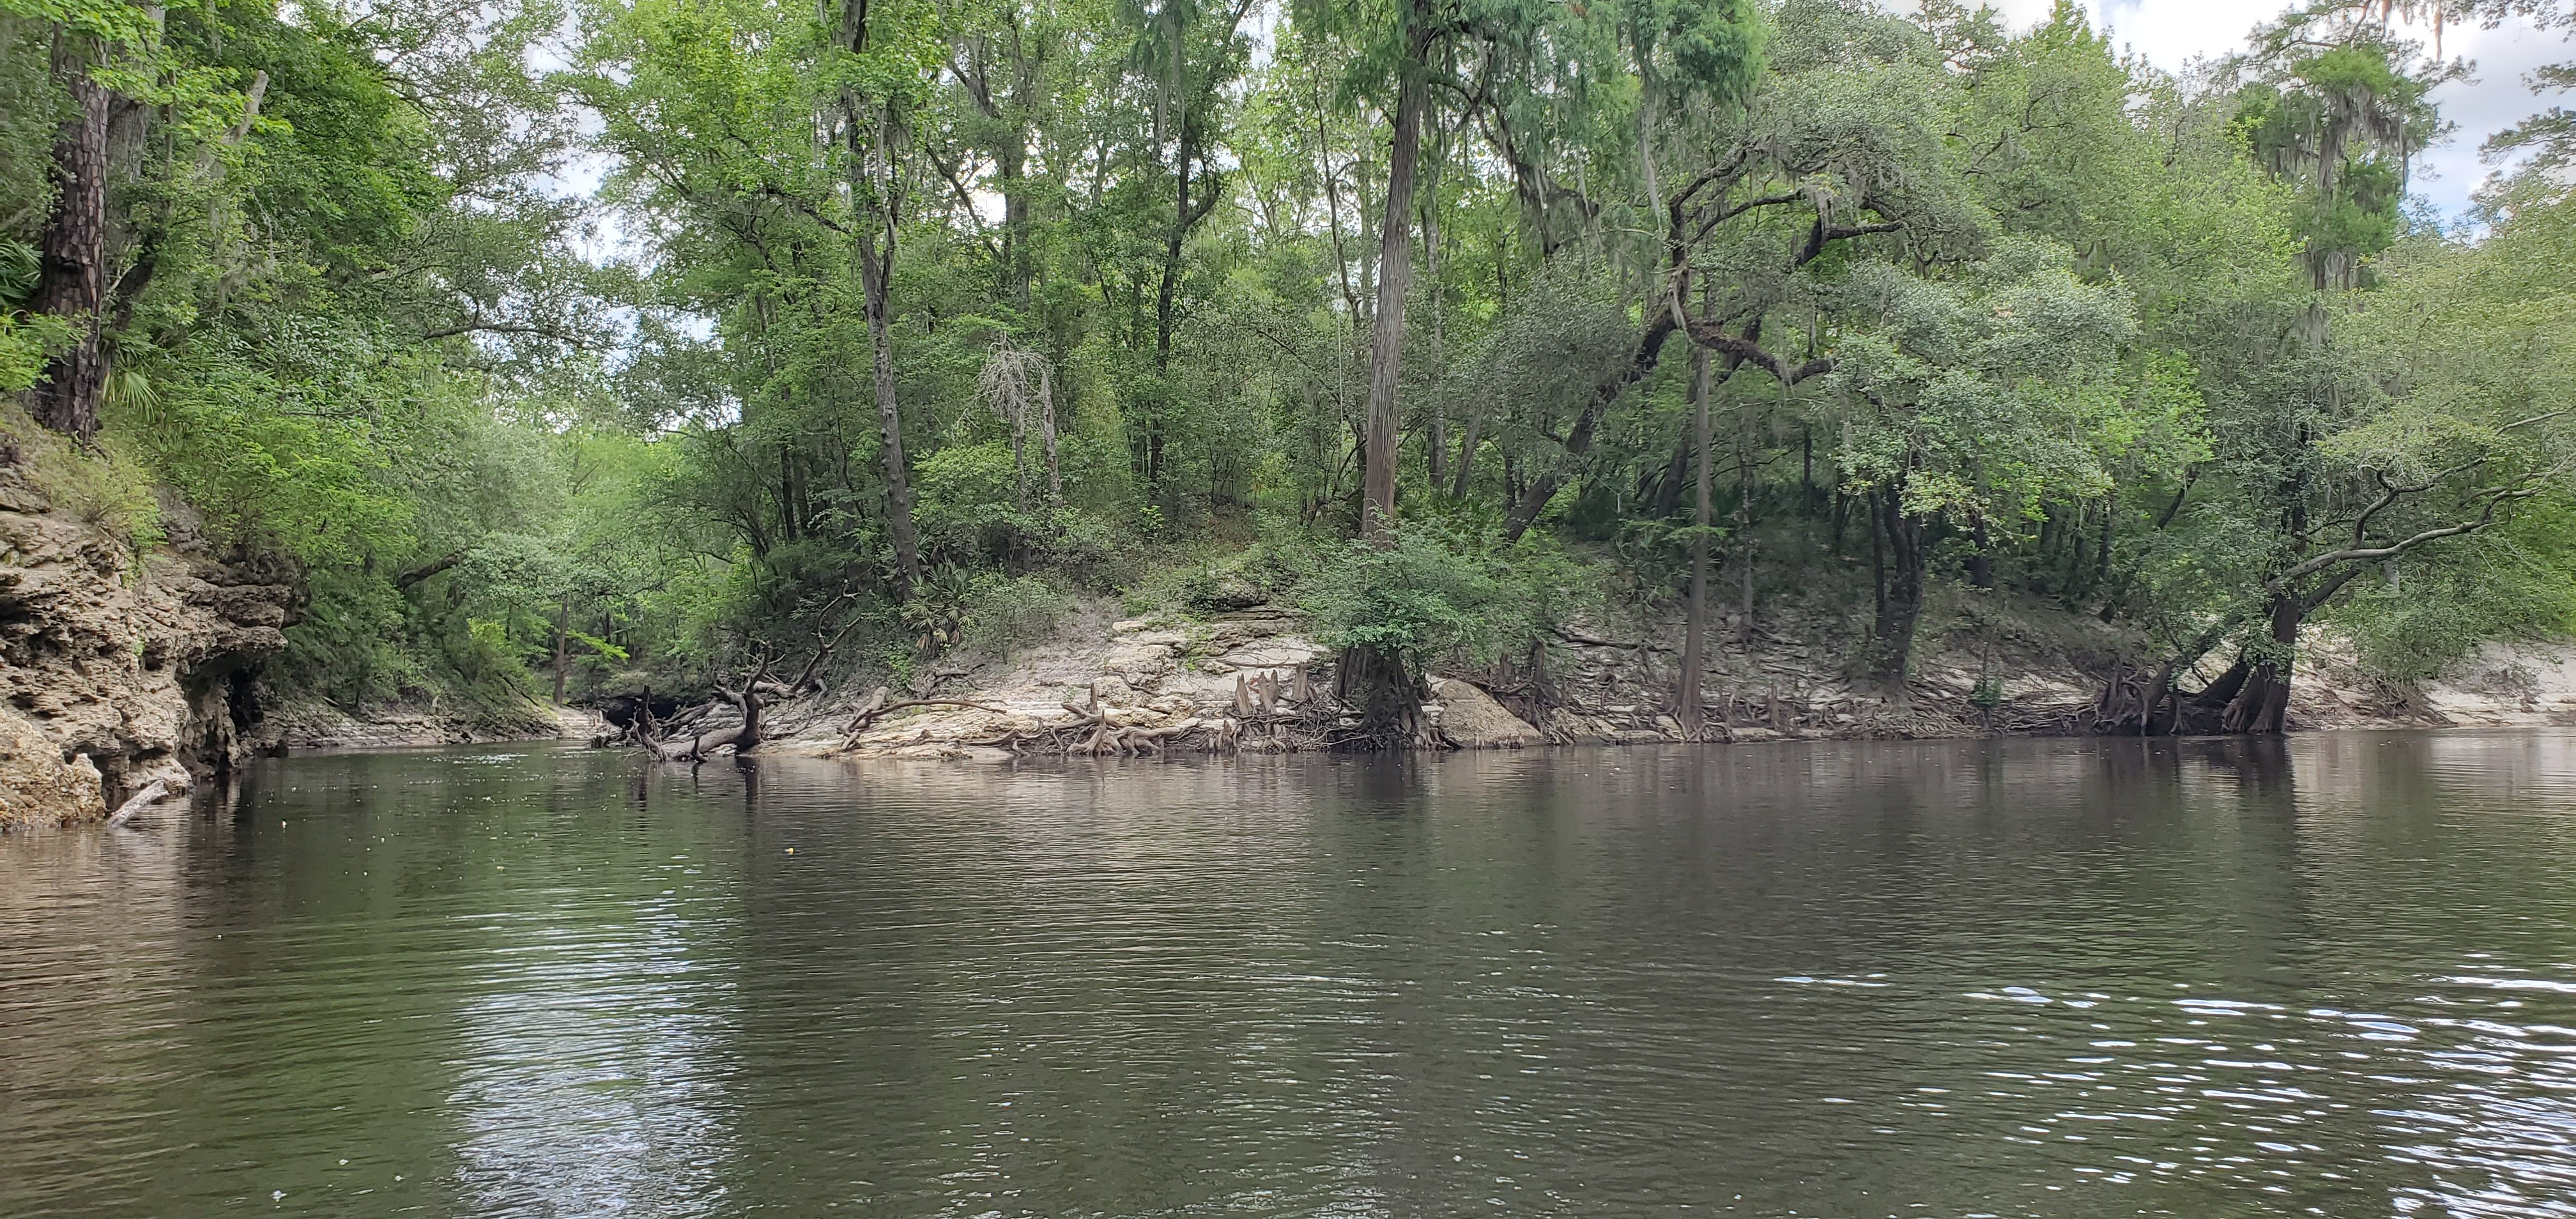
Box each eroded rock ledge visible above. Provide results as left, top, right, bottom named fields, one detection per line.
left=0, top=482, right=298, bottom=829
left=763, top=608, right=2058, bottom=762
left=753, top=597, right=2576, bottom=764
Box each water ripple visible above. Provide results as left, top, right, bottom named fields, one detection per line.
left=2, top=734, right=2576, bottom=1216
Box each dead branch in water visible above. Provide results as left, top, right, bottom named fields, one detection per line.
left=108, top=778, right=177, bottom=827
left=646, top=650, right=778, bottom=762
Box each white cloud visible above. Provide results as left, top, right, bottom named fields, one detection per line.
left=1978, top=0, right=2573, bottom=216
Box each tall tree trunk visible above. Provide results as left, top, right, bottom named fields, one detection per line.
left=1041, top=351, right=1062, bottom=506
left=1149, top=136, right=1189, bottom=492
left=857, top=217, right=921, bottom=599
left=1000, top=139, right=1029, bottom=304
left=1423, top=195, right=1447, bottom=492
left=1735, top=396, right=1754, bottom=652
left=1867, top=487, right=1924, bottom=686
left=1335, top=19, right=1432, bottom=750
left=31, top=32, right=111, bottom=440
left=1448, top=410, right=1483, bottom=500
left=842, top=13, right=921, bottom=600
left=1869, top=487, right=1885, bottom=618
left=1647, top=435, right=1692, bottom=519
left=552, top=595, right=571, bottom=705
left=1159, top=123, right=1184, bottom=368
left=1678, top=347, right=1712, bottom=737
left=1360, top=39, right=1425, bottom=542
left=1800, top=425, right=1816, bottom=514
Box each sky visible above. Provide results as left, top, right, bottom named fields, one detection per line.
left=1987, top=0, right=2572, bottom=218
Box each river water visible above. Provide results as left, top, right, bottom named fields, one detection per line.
left=4, top=735, right=2576, bottom=1217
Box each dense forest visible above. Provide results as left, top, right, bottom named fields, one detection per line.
left=5, top=0, right=2575, bottom=745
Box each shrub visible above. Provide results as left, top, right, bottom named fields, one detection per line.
left=959, top=572, right=1075, bottom=657
left=1301, top=527, right=1554, bottom=672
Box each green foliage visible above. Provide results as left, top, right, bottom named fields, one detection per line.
left=268, top=567, right=422, bottom=709
left=112, top=336, right=417, bottom=565
left=1303, top=528, right=1560, bottom=670
left=1, top=0, right=2564, bottom=733
left=957, top=572, right=1077, bottom=657
left=2334, top=513, right=2576, bottom=686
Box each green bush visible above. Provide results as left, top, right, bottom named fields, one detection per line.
left=1301, top=528, right=1557, bottom=671
left=268, top=568, right=423, bottom=710
left=959, top=572, right=1075, bottom=657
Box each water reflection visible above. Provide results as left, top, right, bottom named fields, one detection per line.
left=445, top=896, right=741, bottom=1215
left=0, top=734, right=2573, bottom=1216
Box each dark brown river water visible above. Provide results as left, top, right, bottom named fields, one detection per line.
left=5, top=733, right=2576, bottom=1217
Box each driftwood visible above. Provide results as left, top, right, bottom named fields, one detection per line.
left=107, top=778, right=177, bottom=827
left=647, top=654, right=777, bottom=762
left=1551, top=624, right=1673, bottom=653
left=755, top=592, right=870, bottom=700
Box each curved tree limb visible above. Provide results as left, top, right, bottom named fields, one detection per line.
left=2269, top=477, right=2549, bottom=590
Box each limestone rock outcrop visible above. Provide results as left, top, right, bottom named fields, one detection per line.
left=0, top=484, right=297, bottom=828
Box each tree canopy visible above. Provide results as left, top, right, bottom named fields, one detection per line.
left=4, top=0, right=2572, bottom=736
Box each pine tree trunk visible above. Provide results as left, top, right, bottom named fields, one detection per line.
left=31, top=33, right=111, bottom=440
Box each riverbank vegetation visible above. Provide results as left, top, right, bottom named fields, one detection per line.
left=6, top=0, right=2574, bottom=744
